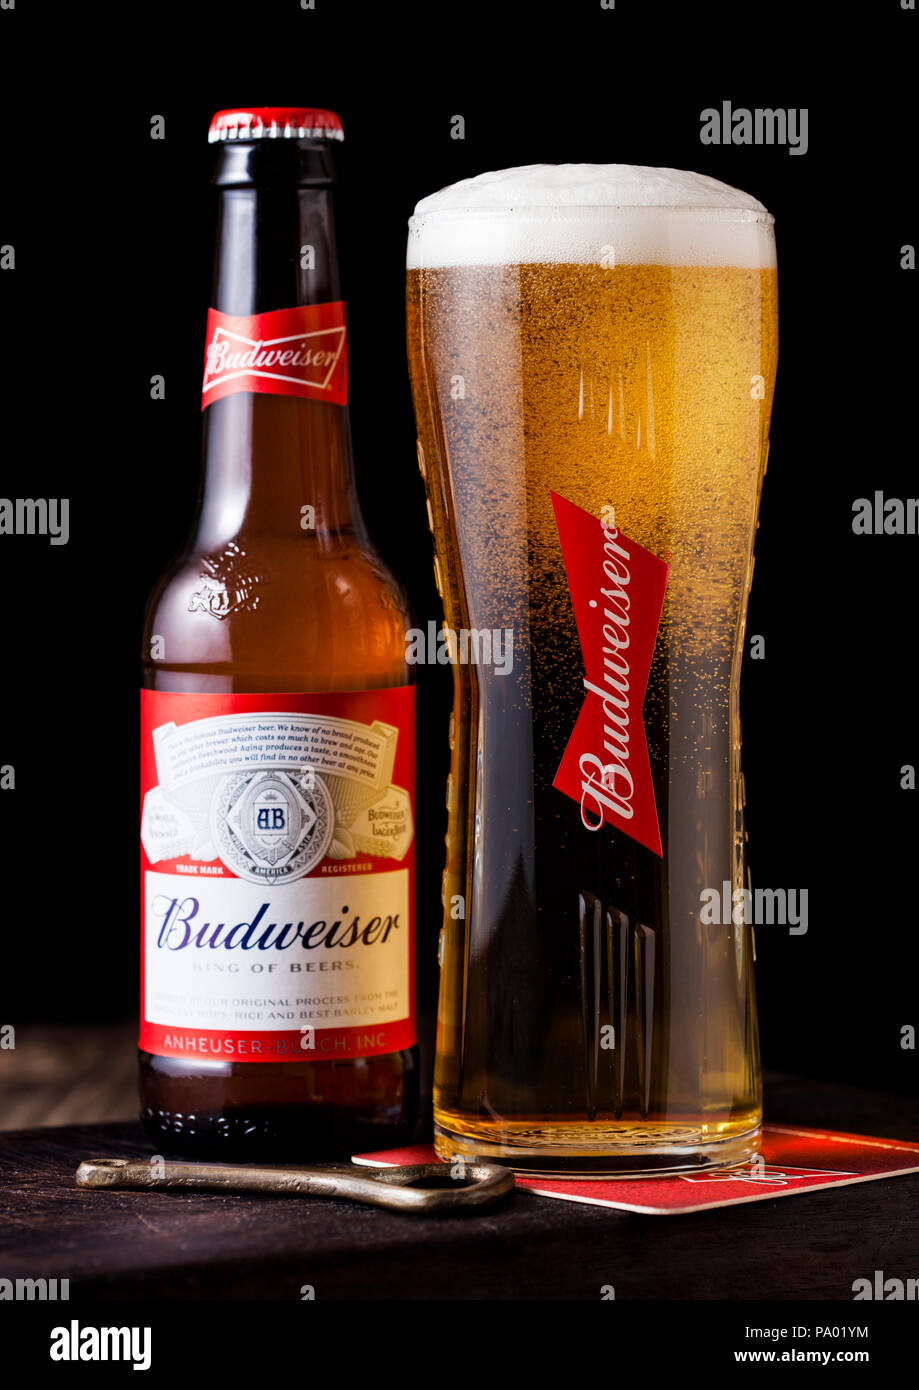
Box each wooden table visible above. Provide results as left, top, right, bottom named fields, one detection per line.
left=1, top=1073, right=915, bottom=1301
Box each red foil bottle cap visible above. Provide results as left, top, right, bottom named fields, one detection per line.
left=208, top=107, right=344, bottom=143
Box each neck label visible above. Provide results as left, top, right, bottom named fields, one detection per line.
left=201, top=302, right=348, bottom=409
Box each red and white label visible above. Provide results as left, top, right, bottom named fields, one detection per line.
left=201, top=302, right=348, bottom=409
left=551, top=491, right=669, bottom=857
left=139, top=688, right=415, bottom=1061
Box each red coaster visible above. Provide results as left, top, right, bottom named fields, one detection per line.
left=353, top=1125, right=919, bottom=1214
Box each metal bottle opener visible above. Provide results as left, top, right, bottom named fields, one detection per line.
left=76, top=1156, right=514, bottom=1214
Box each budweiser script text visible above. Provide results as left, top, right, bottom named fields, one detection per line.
left=551, top=493, right=667, bottom=857
left=151, top=895, right=402, bottom=952
left=204, top=337, right=339, bottom=381
left=579, top=524, right=637, bottom=830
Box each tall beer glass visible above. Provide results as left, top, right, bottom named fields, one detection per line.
left=407, top=165, right=778, bottom=1174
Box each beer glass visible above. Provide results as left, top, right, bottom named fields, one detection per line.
left=407, top=165, right=777, bottom=1175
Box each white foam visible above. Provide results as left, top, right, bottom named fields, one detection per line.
left=407, top=164, right=775, bottom=269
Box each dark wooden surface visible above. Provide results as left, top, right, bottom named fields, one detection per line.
left=0, top=1073, right=915, bottom=1300
left=0, top=1022, right=137, bottom=1131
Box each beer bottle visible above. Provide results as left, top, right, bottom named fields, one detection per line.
left=140, top=107, right=418, bottom=1159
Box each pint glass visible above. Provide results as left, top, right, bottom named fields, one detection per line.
left=407, top=165, right=778, bottom=1174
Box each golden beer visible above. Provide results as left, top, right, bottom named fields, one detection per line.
left=407, top=167, right=778, bottom=1174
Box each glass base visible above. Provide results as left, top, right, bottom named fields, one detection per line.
left=433, top=1115, right=762, bottom=1178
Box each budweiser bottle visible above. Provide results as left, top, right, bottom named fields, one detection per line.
left=140, top=107, right=418, bottom=1159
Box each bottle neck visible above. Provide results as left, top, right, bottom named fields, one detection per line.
left=196, top=143, right=362, bottom=549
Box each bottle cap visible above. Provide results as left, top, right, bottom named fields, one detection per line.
left=208, top=107, right=344, bottom=143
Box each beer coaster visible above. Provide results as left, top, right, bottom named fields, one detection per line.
left=353, top=1126, right=919, bottom=1215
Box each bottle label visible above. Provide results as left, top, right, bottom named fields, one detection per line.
left=140, top=688, right=415, bottom=1061
left=201, top=302, right=348, bottom=409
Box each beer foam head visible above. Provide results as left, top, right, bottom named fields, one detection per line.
left=407, top=164, right=775, bottom=269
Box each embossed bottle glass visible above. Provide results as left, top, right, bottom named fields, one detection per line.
left=407, top=166, right=778, bottom=1175
left=139, top=108, right=418, bottom=1160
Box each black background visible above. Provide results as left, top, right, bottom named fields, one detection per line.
left=0, top=0, right=915, bottom=1103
